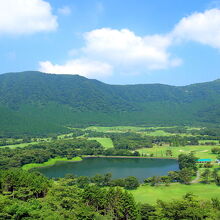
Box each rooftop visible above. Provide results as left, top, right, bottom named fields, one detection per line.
left=197, top=159, right=212, bottom=162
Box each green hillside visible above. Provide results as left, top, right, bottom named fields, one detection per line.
left=1, top=71, right=220, bottom=135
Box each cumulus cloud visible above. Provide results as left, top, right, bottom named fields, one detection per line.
left=0, top=0, right=58, bottom=35
left=39, top=59, right=113, bottom=78
left=58, top=6, right=71, bottom=16
left=38, top=8, right=220, bottom=78
left=39, top=28, right=180, bottom=78
left=83, top=28, right=180, bottom=70
left=172, top=8, right=220, bottom=48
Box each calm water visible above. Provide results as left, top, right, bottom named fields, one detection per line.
left=37, top=158, right=179, bottom=181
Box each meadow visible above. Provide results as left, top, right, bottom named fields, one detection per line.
left=137, top=145, right=218, bottom=160
left=0, top=141, right=38, bottom=149
left=131, top=183, right=220, bottom=204
left=86, top=126, right=145, bottom=133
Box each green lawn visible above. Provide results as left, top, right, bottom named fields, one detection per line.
left=131, top=183, right=220, bottom=204
left=88, top=137, right=114, bottom=149
left=0, top=142, right=39, bottom=149
left=138, top=145, right=218, bottom=160
left=86, top=126, right=144, bottom=133
left=142, top=130, right=173, bottom=136
left=22, top=156, right=82, bottom=170
left=199, top=140, right=219, bottom=144
left=86, top=126, right=198, bottom=137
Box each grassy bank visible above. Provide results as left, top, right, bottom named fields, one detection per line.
left=138, top=145, right=218, bottom=160
left=22, top=156, right=82, bottom=171
left=131, top=183, right=220, bottom=204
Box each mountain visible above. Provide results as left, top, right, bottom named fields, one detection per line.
left=1, top=71, right=220, bottom=135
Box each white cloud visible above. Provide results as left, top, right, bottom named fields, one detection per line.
left=39, top=8, right=220, bottom=79
left=39, top=28, right=180, bottom=78
left=58, top=6, right=71, bottom=16
left=39, top=59, right=113, bottom=78
left=39, top=28, right=181, bottom=78
left=172, top=8, right=220, bottom=48
left=0, top=0, right=58, bottom=35
left=83, top=28, right=180, bottom=70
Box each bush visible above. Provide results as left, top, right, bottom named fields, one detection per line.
left=204, top=162, right=213, bottom=168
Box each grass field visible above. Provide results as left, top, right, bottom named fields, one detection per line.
left=86, top=126, right=198, bottom=137
left=86, top=126, right=145, bottom=132
left=0, top=142, right=39, bottom=149
left=88, top=137, right=114, bottom=149
left=199, top=140, right=219, bottom=144
left=138, top=145, right=218, bottom=160
left=131, top=183, right=220, bottom=204
left=142, top=130, right=173, bottom=136
left=22, top=156, right=82, bottom=170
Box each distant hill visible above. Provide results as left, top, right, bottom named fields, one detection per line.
left=1, top=71, right=220, bottom=135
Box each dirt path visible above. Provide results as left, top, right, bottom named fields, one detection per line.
left=191, top=170, right=200, bottom=184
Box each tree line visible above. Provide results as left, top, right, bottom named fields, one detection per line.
left=0, top=168, right=220, bottom=219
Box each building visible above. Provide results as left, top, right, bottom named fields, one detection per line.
left=197, top=159, right=212, bottom=163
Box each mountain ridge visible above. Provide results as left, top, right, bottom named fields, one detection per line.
left=1, top=71, right=220, bottom=135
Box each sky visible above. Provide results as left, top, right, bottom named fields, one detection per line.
left=1, top=0, right=220, bottom=85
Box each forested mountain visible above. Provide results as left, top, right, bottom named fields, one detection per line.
left=1, top=71, right=220, bottom=135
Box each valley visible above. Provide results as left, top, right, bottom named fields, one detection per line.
left=1, top=72, right=220, bottom=219
left=1, top=125, right=220, bottom=207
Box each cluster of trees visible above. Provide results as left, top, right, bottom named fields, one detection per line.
left=211, top=147, right=220, bottom=154
left=144, top=153, right=198, bottom=186
left=104, top=148, right=140, bottom=156
left=144, top=168, right=196, bottom=186
left=109, top=132, right=153, bottom=150
left=0, top=169, right=51, bottom=200
left=198, top=127, right=220, bottom=137
left=0, top=138, right=103, bottom=169
left=149, top=135, right=200, bottom=147
left=0, top=169, right=138, bottom=219
left=201, top=169, right=220, bottom=185
left=0, top=138, right=143, bottom=170
left=0, top=169, right=220, bottom=219
left=0, top=137, right=33, bottom=146
left=178, top=153, right=198, bottom=171
left=71, top=174, right=139, bottom=190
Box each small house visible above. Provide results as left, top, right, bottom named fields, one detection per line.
left=197, top=159, right=212, bottom=163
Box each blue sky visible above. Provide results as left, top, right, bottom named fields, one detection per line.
left=1, top=0, right=220, bottom=85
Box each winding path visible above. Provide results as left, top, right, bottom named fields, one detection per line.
left=191, top=170, right=200, bottom=184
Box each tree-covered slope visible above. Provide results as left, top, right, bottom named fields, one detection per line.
left=1, top=71, right=220, bottom=135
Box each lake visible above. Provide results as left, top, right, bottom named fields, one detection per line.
left=37, top=157, right=179, bottom=181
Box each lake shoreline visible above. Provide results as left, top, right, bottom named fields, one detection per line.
left=22, top=156, right=82, bottom=171
left=22, top=155, right=178, bottom=171
left=83, top=155, right=178, bottom=160
left=35, top=156, right=179, bottom=180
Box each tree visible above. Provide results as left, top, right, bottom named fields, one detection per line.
left=124, top=176, right=139, bottom=189
left=91, top=174, right=105, bottom=187
left=77, top=176, right=90, bottom=188
left=168, top=171, right=179, bottom=182
left=211, top=147, right=220, bottom=154
left=201, top=169, right=211, bottom=184
left=103, top=173, right=112, bottom=186
left=140, top=203, right=156, bottom=220
left=212, top=169, right=219, bottom=181
left=165, top=149, right=173, bottom=157
left=157, top=193, right=212, bottom=219
left=133, top=151, right=140, bottom=156
left=178, top=153, right=198, bottom=171
left=122, top=191, right=138, bottom=220
left=178, top=168, right=193, bottom=184
left=144, top=176, right=161, bottom=186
